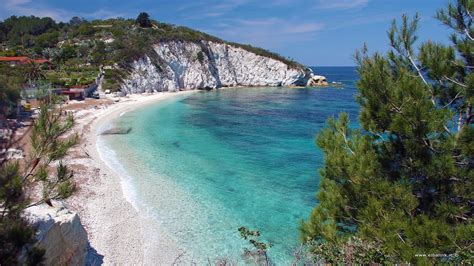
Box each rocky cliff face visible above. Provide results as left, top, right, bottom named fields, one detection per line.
left=23, top=201, right=88, bottom=265
left=121, top=41, right=309, bottom=93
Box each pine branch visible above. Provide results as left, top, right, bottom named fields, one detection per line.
left=337, top=127, right=355, bottom=155
left=442, top=91, right=463, bottom=108
left=443, top=76, right=467, bottom=88
left=463, top=28, right=474, bottom=40
left=406, top=51, right=427, bottom=85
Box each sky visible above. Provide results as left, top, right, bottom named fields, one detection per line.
left=0, top=0, right=453, bottom=66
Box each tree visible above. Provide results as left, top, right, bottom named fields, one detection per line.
left=1, top=16, right=56, bottom=47
left=23, top=62, right=45, bottom=84
left=300, top=0, right=473, bottom=264
left=0, top=88, right=77, bottom=263
left=34, top=31, right=60, bottom=53
left=76, top=23, right=96, bottom=37
left=59, top=45, right=77, bottom=62
left=0, top=80, right=20, bottom=117
left=0, top=64, right=22, bottom=117
left=135, top=12, right=152, bottom=28
left=69, top=16, right=85, bottom=26
left=0, top=22, right=7, bottom=43
left=91, top=41, right=107, bottom=64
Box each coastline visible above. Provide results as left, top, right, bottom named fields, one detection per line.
left=64, top=91, right=196, bottom=264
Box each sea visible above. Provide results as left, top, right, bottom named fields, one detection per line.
left=97, top=66, right=360, bottom=264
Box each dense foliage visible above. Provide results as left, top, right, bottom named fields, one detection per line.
left=0, top=64, right=23, bottom=117
left=102, top=68, right=127, bottom=92
left=301, top=0, right=473, bottom=264
left=0, top=16, right=59, bottom=47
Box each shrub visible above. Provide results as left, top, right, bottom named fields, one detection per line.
left=196, top=51, right=204, bottom=63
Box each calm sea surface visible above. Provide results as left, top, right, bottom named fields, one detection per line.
left=99, top=66, right=359, bottom=263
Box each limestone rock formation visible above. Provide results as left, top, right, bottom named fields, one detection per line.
left=121, top=41, right=310, bottom=93
left=307, top=75, right=328, bottom=87
left=24, top=200, right=88, bottom=265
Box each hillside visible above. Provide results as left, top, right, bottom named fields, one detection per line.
left=0, top=15, right=309, bottom=92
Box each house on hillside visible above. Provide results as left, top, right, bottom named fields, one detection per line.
left=54, top=84, right=98, bottom=101
left=0, top=56, right=31, bottom=66
left=59, top=89, right=85, bottom=101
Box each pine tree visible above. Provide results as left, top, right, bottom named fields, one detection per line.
left=0, top=89, right=77, bottom=263
left=300, top=0, right=473, bottom=264
left=136, top=12, right=152, bottom=28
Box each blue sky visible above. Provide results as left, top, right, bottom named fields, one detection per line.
left=1, top=0, right=452, bottom=66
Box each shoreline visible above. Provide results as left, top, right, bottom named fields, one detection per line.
left=64, top=91, right=196, bottom=264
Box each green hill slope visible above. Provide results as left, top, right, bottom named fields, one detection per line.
left=0, top=15, right=303, bottom=69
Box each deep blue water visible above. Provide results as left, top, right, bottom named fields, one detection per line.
left=100, top=66, right=359, bottom=263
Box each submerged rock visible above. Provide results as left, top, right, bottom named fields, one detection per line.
left=101, top=127, right=132, bottom=135
left=23, top=200, right=88, bottom=265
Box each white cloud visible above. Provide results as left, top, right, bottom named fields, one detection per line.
left=4, top=0, right=32, bottom=6
left=237, top=18, right=323, bottom=34
left=203, top=17, right=324, bottom=51
left=316, top=0, right=369, bottom=10
left=178, top=0, right=250, bottom=13
left=212, top=0, right=252, bottom=12
left=87, top=9, right=125, bottom=20
left=286, top=22, right=324, bottom=34
left=0, top=0, right=123, bottom=21
left=1, top=0, right=68, bottom=20
left=179, top=0, right=253, bottom=20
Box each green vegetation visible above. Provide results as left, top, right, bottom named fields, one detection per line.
left=23, top=62, right=46, bottom=84
left=45, top=66, right=98, bottom=87
left=0, top=80, right=20, bottom=117
left=0, top=16, right=58, bottom=47
left=227, top=42, right=301, bottom=69
left=0, top=62, right=50, bottom=116
left=0, top=14, right=303, bottom=69
left=0, top=13, right=303, bottom=101
left=238, top=227, right=273, bottom=264
left=0, top=91, right=77, bottom=263
left=309, top=236, right=390, bottom=264
left=196, top=51, right=205, bottom=63
left=301, top=0, right=473, bottom=264
left=102, top=69, right=127, bottom=92
left=0, top=64, right=23, bottom=116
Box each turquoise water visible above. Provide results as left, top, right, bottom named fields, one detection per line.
left=99, top=67, right=359, bottom=263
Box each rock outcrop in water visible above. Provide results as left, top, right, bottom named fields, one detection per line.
left=23, top=201, right=88, bottom=265
left=121, top=41, right=313, bottom=93
left=307, top=75, right=329, bottom=86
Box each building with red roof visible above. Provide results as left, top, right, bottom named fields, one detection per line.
left=0, top=56, right=52, bottom=68
left=32, top=59, right=51, bottom=64
left=0, top=56, right=32, bottom=64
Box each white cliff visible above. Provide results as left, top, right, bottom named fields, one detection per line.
left=23, top=201, right=88, bottom=265
left=121, top=41, right=309, bottom=93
